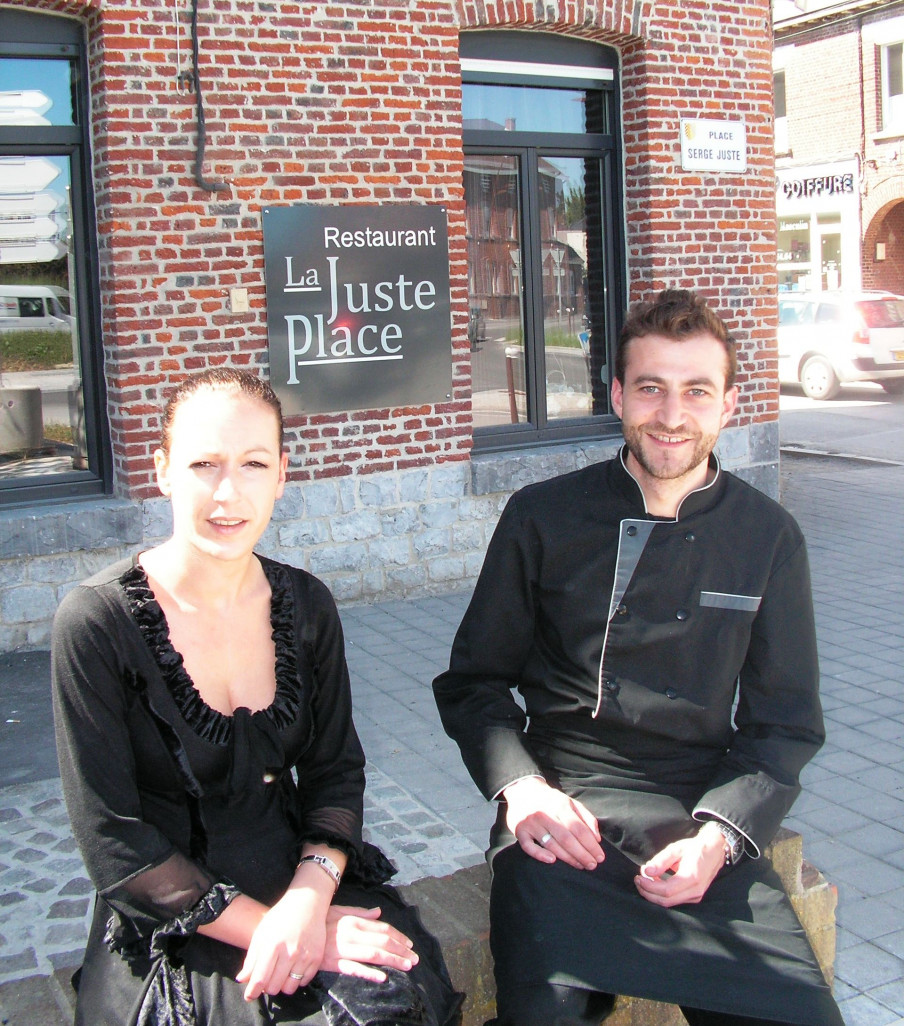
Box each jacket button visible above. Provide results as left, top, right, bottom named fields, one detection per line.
left=685, top=531, right=695, bottom=542
left=675, top=609, right=689, bottom=621
left=615, top=603, right=628, bottom=616
left=262, top=772, right=277, bottom=784
left=626, top=525, right=637, bottom=537
left=665, top=687, right=678, bottom=700
left=603, top=678, right=620, bottom=694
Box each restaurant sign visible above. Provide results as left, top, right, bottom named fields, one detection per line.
left=262, top=204, right=452, bottom=415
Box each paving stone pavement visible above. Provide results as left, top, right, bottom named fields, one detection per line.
left=2, top=452, right=904, bottom=1024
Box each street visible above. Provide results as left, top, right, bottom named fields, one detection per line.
left=780, top=381, right=904, bottom=464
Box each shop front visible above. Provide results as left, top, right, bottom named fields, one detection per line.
left=777, top=159, right=861, bottom=293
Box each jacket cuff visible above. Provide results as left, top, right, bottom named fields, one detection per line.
left=693, top=809, right=759, bottom=859
left=491, top=773, right=545, bottom=802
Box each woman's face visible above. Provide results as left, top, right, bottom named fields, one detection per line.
left=154, top=387, right=288, bottom=564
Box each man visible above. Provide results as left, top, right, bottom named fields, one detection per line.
left=433, top=290, right=843, bottom=1026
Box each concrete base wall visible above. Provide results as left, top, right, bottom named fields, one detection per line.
left=0, top=423, right=777, bottom=652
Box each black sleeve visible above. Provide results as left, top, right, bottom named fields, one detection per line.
left=433, top=495, right=546, bottom=800
left=693, top=533, right=825, bottom=855
left=291, top=571, right=366, bottom=854
left=51, top=584, right=222, bottom=941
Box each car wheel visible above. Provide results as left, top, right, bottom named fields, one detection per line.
left=800, top=356, right=840, bottom=400
left=879, top=379, right=904, bottom=396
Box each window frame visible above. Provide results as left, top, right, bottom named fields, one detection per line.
left=881, top=40, right=904, bottom=134
left=773, top=70, right=789, bottom=154
left=461, top=31, right=626, bottom=453
left=0, top=11, right=110, bottom=506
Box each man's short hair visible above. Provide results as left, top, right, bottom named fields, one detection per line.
left=615, top=289, right=737, bottom=389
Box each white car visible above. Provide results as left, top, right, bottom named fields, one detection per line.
left=777, top=291, right=904, bottom=400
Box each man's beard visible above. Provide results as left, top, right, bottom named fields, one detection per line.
left=622, top=422, right=718, bottom=481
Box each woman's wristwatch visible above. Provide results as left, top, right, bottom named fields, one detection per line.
left=297, top=853, right=342, bottom=892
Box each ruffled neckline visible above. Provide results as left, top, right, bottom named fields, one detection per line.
left=121, top=556, right=301, bottom=745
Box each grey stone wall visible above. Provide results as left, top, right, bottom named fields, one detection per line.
left=0, top=424, right=778, bottom=653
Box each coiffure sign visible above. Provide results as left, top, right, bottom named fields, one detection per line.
left=780, top=172, right=855, bottom=200
left=263, top=204, right=452, bottom=415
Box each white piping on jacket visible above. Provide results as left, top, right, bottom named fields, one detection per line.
left=592, top=452, right=723, bottom=718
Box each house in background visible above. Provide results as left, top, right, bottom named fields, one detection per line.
left=774, top=0, right=904, bottom=293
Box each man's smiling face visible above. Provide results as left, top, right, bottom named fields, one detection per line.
left=611, top=332, right=738, bottom=498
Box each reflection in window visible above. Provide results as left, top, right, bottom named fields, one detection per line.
left=540, top=156, right=603, bottom=423
left=0, top=58, right=76, bottom=126
left=464, top=152, right=610, bottom=430
left=0, top=154, right=84, bottom=478
left=0, top=42, right=93, bottom=488
left=462, top=83, right=607, bottom=135
left=465, top=155, right=526, bottom=426
left=462, top=39, right=620, bottom=447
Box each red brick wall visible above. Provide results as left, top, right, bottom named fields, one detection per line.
left=779, top=22, right=863, bottom=162
left=13, top=0, right=776, bottom=498
left=616, top=2, right=776, bottom=423
left=864, top=201, right=904, bottom=291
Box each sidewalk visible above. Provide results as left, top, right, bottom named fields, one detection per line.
left=2, top=452, right=904, bottom=1025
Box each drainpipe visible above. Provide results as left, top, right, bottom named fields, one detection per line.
left=188, top=0, right=227, bottom=193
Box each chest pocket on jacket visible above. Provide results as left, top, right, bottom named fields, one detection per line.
left=699, top=591, right=761, bottom=612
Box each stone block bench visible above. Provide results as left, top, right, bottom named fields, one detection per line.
left=399, top=827, right=837, bottom=1026
left=0, top=828, right=835, bottom=1026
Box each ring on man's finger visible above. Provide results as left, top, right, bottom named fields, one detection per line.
left=539, top=832, right=552, bottom=846
left=289, top=972, right=305, bottom=982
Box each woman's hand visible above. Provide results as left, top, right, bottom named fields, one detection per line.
left=235, top=839, right=418, bottom=1001
left=237, top=885, right=330, bottom=1000
left=238, top=900, right=419, bottom=999
left=319, top=904, right=419, bottom=982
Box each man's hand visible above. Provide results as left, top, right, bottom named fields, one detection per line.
left=634, top=821, right=726, bottom=907
left=502, top=776, right=604, bottom=871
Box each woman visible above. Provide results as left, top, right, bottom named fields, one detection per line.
left=52, top=368, right=461, bottom=1026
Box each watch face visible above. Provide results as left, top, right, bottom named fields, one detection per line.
left=718, top=824, right=742, bottom=863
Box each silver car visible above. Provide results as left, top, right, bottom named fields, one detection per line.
left=777, top=291, right=904, bottom=400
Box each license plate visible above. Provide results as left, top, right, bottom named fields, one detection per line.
left=895, top=351, right=904, bottom=362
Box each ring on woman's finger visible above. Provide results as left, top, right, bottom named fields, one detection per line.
left=289, top=972, right=305, bottom=982
left=539, top=832, right=552, bottom=846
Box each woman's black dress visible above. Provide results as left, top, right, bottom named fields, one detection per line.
left=51, top=555, right=461, bottom=1026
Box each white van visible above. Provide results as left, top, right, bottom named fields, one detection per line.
left=0, top=284, right=71, bottom=333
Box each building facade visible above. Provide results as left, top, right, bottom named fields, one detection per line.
left=774, top=0, right=904, bottom=294
left=0, top=0, right=778, bottom=651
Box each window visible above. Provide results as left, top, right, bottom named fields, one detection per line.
left=0, top=10, right=108, bottom=504
left=774, top=71, right=788, bottom=154
left=461, top=32, right=624, bottom=451
left=882, top=41, right=904, bottom=133
left=778, top=299, right=814, bottom=327
left=777, top=216, right=813, bottom=292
